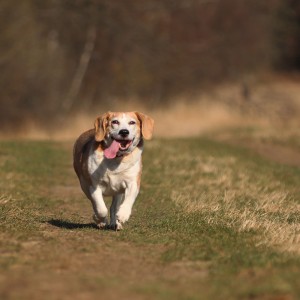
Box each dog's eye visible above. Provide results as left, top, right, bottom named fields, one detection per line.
left=129, top=121, right=136, bottom=125
left=111, top=120, right=120, bottom=125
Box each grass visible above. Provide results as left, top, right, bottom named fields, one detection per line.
left=0, top=137, right=300, bottom=299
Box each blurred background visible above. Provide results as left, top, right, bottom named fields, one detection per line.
left=0, top=0, right=300, bottom=138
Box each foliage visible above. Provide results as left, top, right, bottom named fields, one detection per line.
left=0, top=0, right=299, bottom=130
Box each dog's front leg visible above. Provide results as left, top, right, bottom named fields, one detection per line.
left=110, top=194, right=124, bottom=231
left=116, top=182, right=139, bottom=225
left=90, top=186, right=108, bottom=229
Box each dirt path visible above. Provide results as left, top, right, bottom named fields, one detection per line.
left=214, top=137, right=300, bottom=167
left=1, top=170, right=209, bottom=300
left=240, top=141, right=300, bottom=167
left=1, top=217, right=208, bottom=300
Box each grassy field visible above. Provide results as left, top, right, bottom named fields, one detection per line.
left=1, top=134, right=300, bottom=300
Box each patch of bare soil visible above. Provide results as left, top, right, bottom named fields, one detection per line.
left=218, top=138, right=300, bottom=167
left=242, top=142, right=300, bottom=167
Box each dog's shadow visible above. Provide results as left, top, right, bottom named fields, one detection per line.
left=47, top=219, right=98, bottom=230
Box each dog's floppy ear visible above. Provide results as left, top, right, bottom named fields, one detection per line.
left=135, top=112, right=154, bottom=140
left=94, top=112, right=110, bottom=142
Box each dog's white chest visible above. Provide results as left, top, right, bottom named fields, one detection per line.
left=88, top=148, right=142, bottom=196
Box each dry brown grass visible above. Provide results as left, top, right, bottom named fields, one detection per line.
left=170, top=153, right=300, bottom=253
left=1, top=74, right=299, bottom=142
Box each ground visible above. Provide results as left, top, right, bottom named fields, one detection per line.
left=0, top=128, right=300, bottom=299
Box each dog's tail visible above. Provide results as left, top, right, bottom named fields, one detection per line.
left=73, top=129, right=95, bottom=177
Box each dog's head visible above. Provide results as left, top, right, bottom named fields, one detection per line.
left=94, top=112, right=154, bottom=159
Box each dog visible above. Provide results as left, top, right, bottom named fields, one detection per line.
left=73, top=111, right=154, bottom=230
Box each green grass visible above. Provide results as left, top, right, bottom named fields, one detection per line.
left=0, top=138, right=300, bottom=299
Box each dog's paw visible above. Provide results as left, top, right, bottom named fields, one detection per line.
left=93, top=214, right=108, bottom=229
left=109, top=220, right=123, bottom=231
left=116, top=205, right=131, bottom=224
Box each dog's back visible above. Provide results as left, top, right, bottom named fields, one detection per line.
left=73, top=129, right=95, bottom=178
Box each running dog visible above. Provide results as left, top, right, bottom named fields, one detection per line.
left=73, top=111, right=154, bottom=230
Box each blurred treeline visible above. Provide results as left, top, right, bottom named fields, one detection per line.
left=0, top=0, right=300, bottom=130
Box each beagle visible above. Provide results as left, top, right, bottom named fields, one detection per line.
left=73, top=112, right=154, bottom=230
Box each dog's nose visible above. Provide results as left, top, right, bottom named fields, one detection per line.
left=119, top=129, right=129, bottom=137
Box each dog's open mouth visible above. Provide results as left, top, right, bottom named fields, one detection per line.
left=104, top=138, right=133, bottom=159
left=116, top=139, right=133, bottom=151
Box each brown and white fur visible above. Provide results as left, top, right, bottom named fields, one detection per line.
left=73, top=112, right=154, bottom=230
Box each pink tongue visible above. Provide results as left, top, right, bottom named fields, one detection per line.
left=104, top=140, right=120, bottom=159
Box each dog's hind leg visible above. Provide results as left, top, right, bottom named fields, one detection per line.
left=90, top=186, right=108, bottom=229
left=110, top=194, right=124, bottom=231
